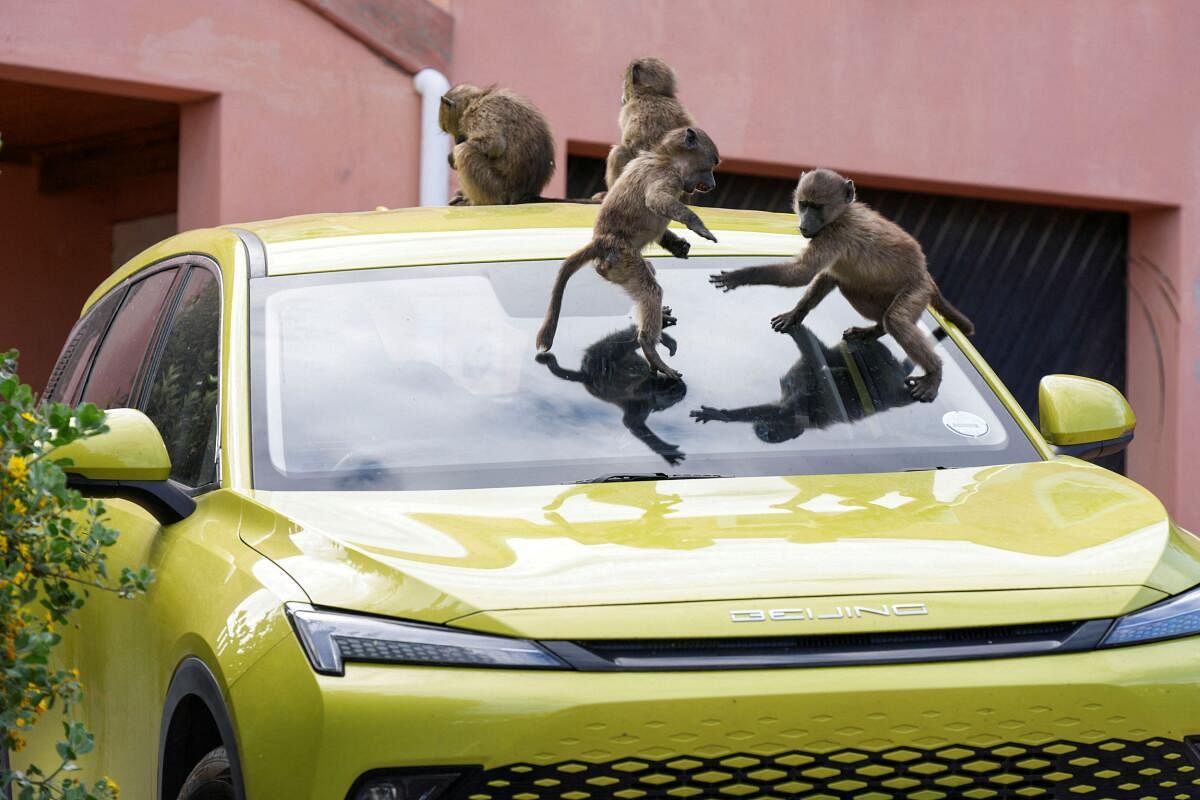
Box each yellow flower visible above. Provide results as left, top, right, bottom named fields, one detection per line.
left=20, top=412, right=36, bottom=424
left=11, top=497, right=26, bottom=515
left=105, top=777, right=120, bottom=798
left=6, top=455, right=28, bottom=482
left=11, top=734, right=25, bottom=751
left=35, top=697, right=49, bottom=713
left=17, top=543, right=30, bottom=560
left=13, top=570, right=26, bottom=586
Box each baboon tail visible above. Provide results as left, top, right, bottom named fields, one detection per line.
left=931, top=290, right=975, bottom=337
left=536, top=242, right=602, bottom=353
left=522, top=195, right=603, bottom=205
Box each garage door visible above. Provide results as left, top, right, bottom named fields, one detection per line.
left=568, top=158, right=1130, bottom=471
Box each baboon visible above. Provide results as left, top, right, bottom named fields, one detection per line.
left=708, top=168, right=974, bottom=402
left=598, top=57, right=695, bottom=198
left=691, top=324, right=926, bottom=442
left=439, top=83, right=555, bottom=205
left=536, top=126, right=721, bottom=380
left=538, top=324, right=688, bottom=465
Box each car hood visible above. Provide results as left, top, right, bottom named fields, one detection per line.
left=242, top=460, right=1199, bottom=634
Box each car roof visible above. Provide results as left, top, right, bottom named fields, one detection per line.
left=233, top=203, right=804, bottom=276
left=90, top=203, right=804, bottom=309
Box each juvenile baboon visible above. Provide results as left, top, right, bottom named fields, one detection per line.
left=691, top=324, right=927, bottom=442
left=536, top=126, right=721, bottom=380
left=708, top=169, right=974, bottom=401
left=439, top=83, right=555, bottom=205
left=538, top=324, right=687, bottom=465
left=598, top=57, right=695, bottom=197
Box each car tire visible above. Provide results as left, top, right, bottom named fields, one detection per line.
left=177, top=746, right=235, bottom=800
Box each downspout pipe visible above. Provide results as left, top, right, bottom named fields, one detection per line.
left=413, top=68, right=452, bottom=207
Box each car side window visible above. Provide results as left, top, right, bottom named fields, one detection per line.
left=80, top=269, right=178, bottom=410
left=142, top=267, right=221, bottom=487
left=45, top=288, right=125, bottom=403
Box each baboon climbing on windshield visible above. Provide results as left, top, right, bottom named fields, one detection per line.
left=536, top=126, right=721, bottom=380
left=708, top=169, right=974, bottom=402
left=690, top=325, right=923, bottom=442
left=439, top=83, right=555, bottom=205
left=538, top=324, right=687, bottom=465
left=597, top=57, right=695, bottom=198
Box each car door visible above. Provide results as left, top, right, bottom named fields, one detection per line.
left=21, top=260, right=223, bottom=798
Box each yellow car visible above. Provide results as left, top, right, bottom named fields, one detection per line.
left=21, top=203, right=1198, bottom=800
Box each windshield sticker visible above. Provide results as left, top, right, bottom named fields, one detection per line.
left=943, top=411, right=989, bottom=438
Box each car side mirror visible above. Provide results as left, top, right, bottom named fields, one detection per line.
left=52, top=408, right=196, bottom=524
left=1038, top=375, right=1135, bottom=461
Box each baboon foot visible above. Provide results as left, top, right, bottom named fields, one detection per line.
left=708, top=272, right=740, bottom=292
left=771, top=309, right=805, bottom=332
left=844, top=324, right=884, bottom=340
left=905, top=373, right=941, bottom=403
left=661, top=331, right=678, bottom=357
left=654, top=363, right=683, bottom=380
left=535, top=325, right=556, bottom=354
left=662, top=237, right=691, bottom=259
left=690, top=406, right=729, bottom=423
left=591, top=191, right=608, bottom=202
left=448, top=191, right=470, bottom=206
left=662, top=306, right=678, bottom=328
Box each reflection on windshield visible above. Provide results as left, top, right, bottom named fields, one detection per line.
left=537, top=325, right=688, bottom=466
left=691, top=324, right=915, bottom=443
left=250, top=258, right=1040, bottom=491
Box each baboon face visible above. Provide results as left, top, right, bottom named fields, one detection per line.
left=438, top=84, right=482, bottom=140
left=661, top=127, right=720, bottom=194
left=794, top=168, right=856, bottom=238
left=624, top=57, right=678, bottom=100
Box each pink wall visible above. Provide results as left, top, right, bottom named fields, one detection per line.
left=1, top=0, right=424, bottom=228
left=450, top=0, right=1200, bottom=529
left=0, top=164, right=176, bottom=388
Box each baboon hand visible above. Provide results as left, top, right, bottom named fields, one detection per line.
left=905, top=374, right=940, bottom=403
left=662, top=237, right=691, bottom=259
left=535, top=325, right=556, bottom=354
left=662, top=306, right=678, bottom=328
left=771, top=308, right=804, bottom=332
left=690, top=406, right=729, bottom=423
left=688, top=220, right=718, bottom=243
left=708, top=271, right=741, bottom=292
left=448, top=191, right=470, bottom=206
left=661, top=446, right=686, bottom=467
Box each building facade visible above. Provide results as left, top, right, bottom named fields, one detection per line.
left=1, top=0, right=1197, bottom=528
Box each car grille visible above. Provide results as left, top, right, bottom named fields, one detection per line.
left=453, top=737, right=1200, bottom=799
left=541, top=620, right=1112, bottom=671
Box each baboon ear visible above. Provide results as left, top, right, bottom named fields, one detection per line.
left=440, top=96, right=454, bottom=109
left=631, top=62, right=642, bottom=84
left=844, top=179, right=856, bottom=203
left=684, top=127, right=698, bottom=148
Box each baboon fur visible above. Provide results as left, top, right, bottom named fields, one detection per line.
left=439, top=83, right=555, bottom=205
left=602, top=58, right=695, bottom=194
left=537, top=126, right=721, bottom=380
left=709, top=168, right=974, bottom=402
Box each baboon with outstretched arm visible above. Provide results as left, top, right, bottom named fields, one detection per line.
left=439, top=83, right=555, bottom=205
left=536, top=126, right=721, bottom=380
left=709, top=169, right=974, bottom=401
left=601, top=57, right=695, bottom=195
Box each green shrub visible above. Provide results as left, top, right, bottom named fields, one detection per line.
left=1, top=350, right=153, bottom=800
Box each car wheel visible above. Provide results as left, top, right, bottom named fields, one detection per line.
left=177, top=746, right=235, bottom=800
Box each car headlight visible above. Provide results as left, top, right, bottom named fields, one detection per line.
left=286, top=604, right=568, bottom=676
left=1100, top=584, right=1200, bottom=647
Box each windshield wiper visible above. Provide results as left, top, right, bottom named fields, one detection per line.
left=573, top=472, right=728, bottom=484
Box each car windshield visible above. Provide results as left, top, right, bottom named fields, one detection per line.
left=250, top=257, right=1040, bottom=490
